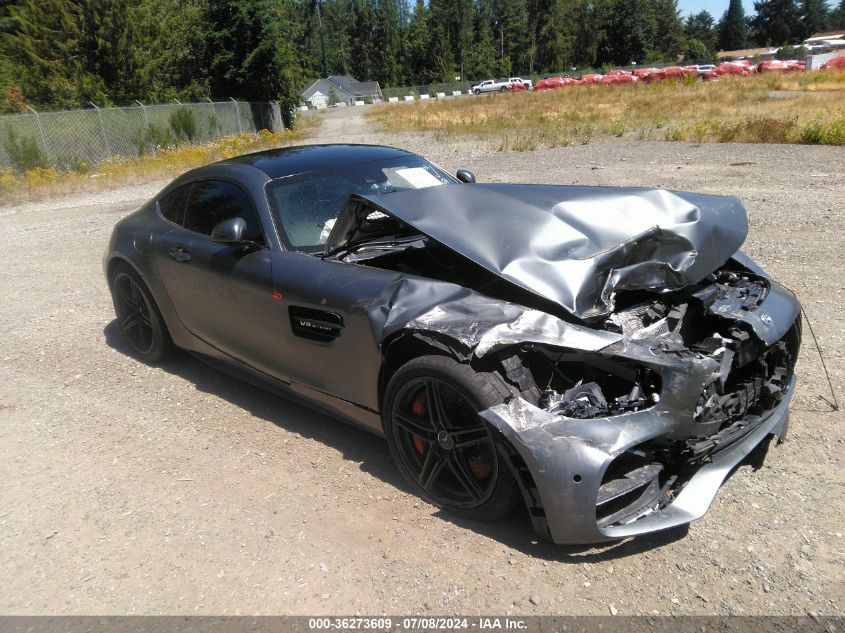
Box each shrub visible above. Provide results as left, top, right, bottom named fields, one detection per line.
left=664, top=127, right=686, bottom=141
left=207, top=113, right=222, bottom=138
left=0, top=167, right=17, bottom=191
left=2, top=129, right=48, bottom=172
left=137, top=123, right=176, bottom=155
left=169, top=107, right=198, bottom=143
left=511, top=134, right=538, bottom=151
left=795, top=113, right=845, bottom=145
left=775, top=45, right=808, bottom=61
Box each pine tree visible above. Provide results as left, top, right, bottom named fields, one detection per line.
left=349, top=0, right=376, bottom=83
left=751, top=0, right=802, bottom=46
left=685, top=11, right=717, bottom=54
left=2, top=0, right=105, bottom=108
left=831, top=0, right=845, bottom=28
left=599, top=0, right=656, bottom=66
left=78, top=0, right=145, bottom=103
left=493, top=0, right=530, bottom=75
left=799, top=0, right=829, bottom=39
left=131, top=0, right=210, bottom=102
left=717, top=0, right=748, bottom=51
left=373, top=0, right=403, bottom=86
left=571, top=0, right=608, bottom=69
left=404, top=0, right=430, bottom=84
left=464, top=1, right=499, bottom=82
left=205, top=0, right=302, bottom=119
left=653, top=0, right=685, bottom=61
left=321, top=0, right=353, bottom=76
left=528, top=0, right=575, bottom=74
left=454, top=0, right=476, bottom=81
left=0, top=4, right=21, bottom=112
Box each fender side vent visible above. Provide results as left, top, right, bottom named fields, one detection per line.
left=289, top=306, right=343, bottom=342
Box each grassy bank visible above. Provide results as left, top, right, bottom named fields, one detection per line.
left=367, top=70, right=845, bottom=150
left=0, top=116, right=320, bottom=204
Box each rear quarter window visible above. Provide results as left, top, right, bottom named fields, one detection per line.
left=157, top=185, right=190, bottom=226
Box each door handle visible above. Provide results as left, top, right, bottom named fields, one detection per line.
left=168, top=245, right=191, bottom=262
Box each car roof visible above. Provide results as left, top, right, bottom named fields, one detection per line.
left=221, top=144, right=416, bottom=180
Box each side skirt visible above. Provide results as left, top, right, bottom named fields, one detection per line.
left=188, top=350, right=385, bottom=437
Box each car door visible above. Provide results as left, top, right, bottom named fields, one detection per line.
left=269, top=249, right=405, bottom=412
left=154, top=179, right=280, bottom=375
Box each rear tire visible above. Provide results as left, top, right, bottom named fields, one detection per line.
left=382, top=355, right=520, bottom=521
left=109, top=264, right=172, bottom=363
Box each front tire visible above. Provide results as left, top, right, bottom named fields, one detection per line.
left=382, top=355, right=520, bottom=521
left=110, top=265, right=172, bottom=363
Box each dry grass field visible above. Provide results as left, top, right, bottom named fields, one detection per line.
left=369, top=70, right=845, bottom=150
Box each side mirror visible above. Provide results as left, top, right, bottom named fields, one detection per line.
left=211, top=217, right=247, bottom=244
left=456, top=169, right=476, bottom=184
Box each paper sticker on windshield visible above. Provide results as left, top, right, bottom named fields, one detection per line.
left=393, top=167, right=445, bottom=189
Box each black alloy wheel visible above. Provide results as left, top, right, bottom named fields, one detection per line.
left=110, top=267, right=171, bottom=362
left=383, top=356, right=520, bottom=520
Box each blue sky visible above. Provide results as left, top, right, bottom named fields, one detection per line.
left=677, top=0, right=756, bottom=17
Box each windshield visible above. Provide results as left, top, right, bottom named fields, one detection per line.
left=267, top=156, right=456, bottom=251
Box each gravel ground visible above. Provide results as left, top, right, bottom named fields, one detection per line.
left=0, top=106, right=842, bottom=616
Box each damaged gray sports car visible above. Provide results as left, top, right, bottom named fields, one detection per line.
left=104, top=144, right=801, bottom=544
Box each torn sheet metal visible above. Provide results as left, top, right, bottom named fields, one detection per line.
left=327, top=184, right=748, bottom=319
left=481, top=378, right=794, bottom=544
left=395, top=292, right=622, bottom=357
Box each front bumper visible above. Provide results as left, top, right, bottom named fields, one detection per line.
left=482, top=375, right=795, bottom=545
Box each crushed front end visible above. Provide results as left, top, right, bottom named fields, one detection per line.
left=479, top=266, right=801, bottom=544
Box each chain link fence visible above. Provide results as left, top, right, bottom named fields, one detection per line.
left=0, top=100, right=284, bottom=175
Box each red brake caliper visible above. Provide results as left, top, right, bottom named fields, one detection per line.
left=411, top=390, right=427, bottom=455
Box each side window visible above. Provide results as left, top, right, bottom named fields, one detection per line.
left=183, top=180, right=264, bottom=244
left=158, top=185, right=190, bottom=226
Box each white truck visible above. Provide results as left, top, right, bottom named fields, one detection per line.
left=471, top=77, right=532, bottom=94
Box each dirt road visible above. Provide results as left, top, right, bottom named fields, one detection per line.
left=1, top=107, right=842, bottom=615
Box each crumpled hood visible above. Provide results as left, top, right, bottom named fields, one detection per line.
left=327, top=183, right=748, bottom=319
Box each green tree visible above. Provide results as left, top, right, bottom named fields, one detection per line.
left=685, top=10, right=717, bottom=54
left=717, top=0, right=748, bottom=51
left=373, top=0, right=403, bottom=86
left=751, top=0, right=802, bottom=46
left=206, top=0, right=302, bottom=122
left=653, top=0, right=685, bottom=61
left=2, top=0, right=105, bottom=108
left=466, top=2, right=499, bottom=80
left=492, top=0, right=529, bottom=75
left=528, top=0, right=575, bottom=74
left=598, top=0, right=656, bottom=66
left=131, top=0, right=210, bottom=102
left=322, top=0, right=353, bottom=76
left=404, top=0, right=431, bottom=84
left=798, top=0, right=830, bottom=39
left=348, top=0, right=376, bottom=82
left=831, top=0, right=845, bottom=28
left=0, top=4, right=22, bottom=112
left=78, top=0, right=138, bottom=103
left=684, top=38, right=713, bottom=62
left=453, top=0, right=476, bottom=81
left=571, top=0, right=609, bottom=69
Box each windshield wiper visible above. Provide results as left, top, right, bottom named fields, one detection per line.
left=323, top=235, right=422, bottom=260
